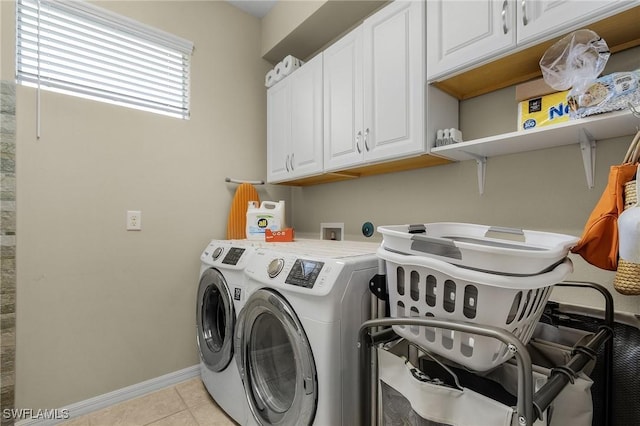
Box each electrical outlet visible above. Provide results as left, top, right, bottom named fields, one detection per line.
left=127, top=210, right=142, bottom=231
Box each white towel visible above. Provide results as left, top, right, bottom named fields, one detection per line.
left=282, top=55, right=304, bottom=76
left=273, top=62, right=285, bottom=82
left=265, top=69, right=276, bottom=88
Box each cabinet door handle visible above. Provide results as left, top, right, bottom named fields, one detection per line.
left=502, top=0, right=509, bottom=34
left=285, top=154, right=290, bottom=172
left=364, top=128, right=370, bottom=151
left=521, top=0, right=528, bottom=26
left=290, top=153, right=295, bottom=171
left=356, top=131, right=362, bottom=153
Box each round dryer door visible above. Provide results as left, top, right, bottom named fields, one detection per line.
left=235, top=289, right=317, bottom=426
left=197, top=268, right=235, bottom=372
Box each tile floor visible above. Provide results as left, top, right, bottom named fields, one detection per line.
left=61, top=378, right=236, bottom=426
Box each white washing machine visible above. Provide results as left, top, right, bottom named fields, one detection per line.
left=234, top=240, right=380, bottom=426
left=197, top=239, right=257, bottom=424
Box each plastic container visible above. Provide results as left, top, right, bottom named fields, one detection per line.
left=246, top=201, right=285, bottom=240
left=378, top=223, right=578, bottom=276
left=378, top=247, right=573, bottom=371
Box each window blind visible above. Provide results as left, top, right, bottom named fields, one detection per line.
left=16, top=0, right=194, bottom=119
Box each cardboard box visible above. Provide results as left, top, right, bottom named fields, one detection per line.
left=265, top=228, right=295, bottom=242
left=515, top=78, right=557, bottom=102
left=518, top=91, right=570, bottom=131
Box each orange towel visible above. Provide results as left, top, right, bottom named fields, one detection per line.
left=226, top=183, right=260, bottom=239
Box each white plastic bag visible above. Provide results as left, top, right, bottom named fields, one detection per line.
left=567, top=70, right=640, bottom=118
left=378, top=349, right=515, bottom=426
left=540, top=29, right=610, bottom=95
left=378, top=338, right=594, bottom=426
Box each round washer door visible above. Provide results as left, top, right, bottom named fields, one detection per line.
left=196, top=268, right=235, bottom=372
left=235, top=289, right=317, bottom=426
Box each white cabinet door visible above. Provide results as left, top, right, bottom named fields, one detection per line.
left=427, top=0, right=515, bottom=81
left=267, top=55, right=324, bottom=183
left=324, top=0, right=427, bottom=171
left=323, top=26, right=364, bottom=172
left=363, top=0, right=426, bottom=162
left=267, top=80, right=291, bottom=183
left=517, top=0, right=627, bottom=45
left=290, top=54, right=323, bottom=178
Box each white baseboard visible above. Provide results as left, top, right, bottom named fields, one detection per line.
left=15, top=365, right=200, bottom=426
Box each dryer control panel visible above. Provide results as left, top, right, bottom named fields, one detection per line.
left=246, top=250, right=346, bottom=296
left=265, top=257, right=325, bottom=289
left=245, top=242, right=378, bottom=296
left=285, top=259, right=324, bottom=288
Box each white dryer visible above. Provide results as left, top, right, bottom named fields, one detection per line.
left=197, top=239, right=255, bottom=424
left=234, top=240, right=379, bottom=426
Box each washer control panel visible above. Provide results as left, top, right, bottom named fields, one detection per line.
left=222, top=247, right=245, bottom=265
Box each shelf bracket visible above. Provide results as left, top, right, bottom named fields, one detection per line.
left=463, top=151, right=487, bottom=195
left=579, top=128, right=596, bottom=189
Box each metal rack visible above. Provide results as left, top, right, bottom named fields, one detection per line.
left=359, top=281, right=614, bottom=426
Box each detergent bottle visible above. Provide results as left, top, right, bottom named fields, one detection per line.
left=246, top=200, right=285, bottom=240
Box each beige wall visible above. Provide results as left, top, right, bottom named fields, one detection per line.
left=0, top=0, right=2, bottom=76
left=6, top=0, right=290, bottom=409
left=1, top=0, right=7, bottom=80
left=261, top=0, right=325, bottom=58
left=260, top=0, right=386, bottom=63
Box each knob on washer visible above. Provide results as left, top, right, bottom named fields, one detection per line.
left=268, top=258, right=285, bottom=278
left=212, top=247, right=224, bottom=260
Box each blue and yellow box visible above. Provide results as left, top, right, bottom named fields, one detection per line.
left=518, top=90, right=570, bottom=130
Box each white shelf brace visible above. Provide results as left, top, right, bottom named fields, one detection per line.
left=579, top=128, right=596, bottom=189
left=463, top=152, right=487, bottom=195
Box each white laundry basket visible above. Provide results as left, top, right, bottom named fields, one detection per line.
left=378, top=223, right=578, bottom=275
left=378, top=247, right=573, bottom=371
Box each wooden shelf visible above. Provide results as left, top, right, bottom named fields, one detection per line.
left=433, top=5, right=640, bottom=100
left=275, top=154, right=452, bottom=186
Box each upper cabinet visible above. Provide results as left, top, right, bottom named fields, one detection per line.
left=324, top=0, right=427, bottom=172
left=267, top=54, right=324, bottom=184
left=267, top=0, right=458, bottom=185
left=516, top=0, right=628, bottom=45
left=428, top=0, right=640, bottom=95
left=427, top=0, right=516, bottom=81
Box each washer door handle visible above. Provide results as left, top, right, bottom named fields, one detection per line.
left=304, top=376, right=314, bottom=395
